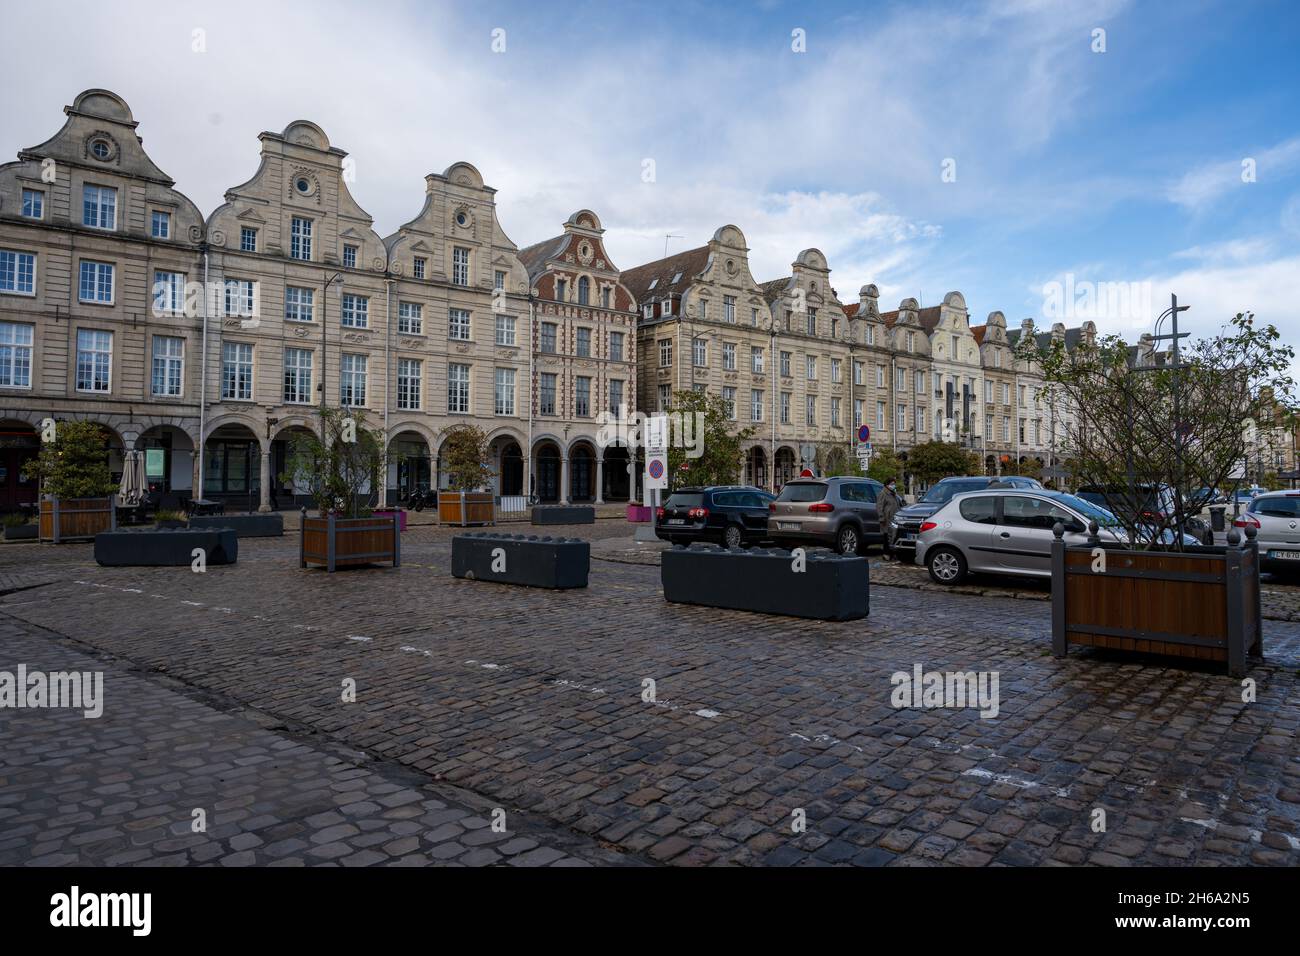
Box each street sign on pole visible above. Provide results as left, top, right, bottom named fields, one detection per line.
left=857, top=424, right=871, bottom=444
left=645, top=415, right=668, bottom=492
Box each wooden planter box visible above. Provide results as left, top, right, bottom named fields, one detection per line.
left=1051, top=525, right=1262, bottom=676
left=438, top=491, right=495, bottom=527
left=39, top=496, right=116, bottom=543
left=300, top=511, right=400, bottom=572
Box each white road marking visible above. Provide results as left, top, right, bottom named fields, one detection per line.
left=963, top=767, right=1071, bottom=797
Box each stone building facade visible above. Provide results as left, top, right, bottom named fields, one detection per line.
left=0, top=89, right=206, bottom=510
left=0, top=89, right=637, bottom=510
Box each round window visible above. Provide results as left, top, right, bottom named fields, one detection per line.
left=91, top=140, right=111, bottom=160
left=295, top=178, right=311, bottom=194
left=456, top=211, right=468, bottom=226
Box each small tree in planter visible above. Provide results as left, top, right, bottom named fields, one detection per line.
left=437, top=423, right=495, bottom=525
left=283, top=408, right=397, bottom=571
left=1034, top=311, right=1294, bottom=675
left=28, top=420, right=118, bottom=542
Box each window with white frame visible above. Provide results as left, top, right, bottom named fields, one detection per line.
left=854, top=398, right=864, bottom=428
left=447, top=362, right=470, bottom=413
left=916, top=369, right=925, bottom=394
left=151, top=210, right=171, bottom=239
left=152, top=271, right=184, bottom=315
left=1002, top=416, right=1010, bottom=441
left=780, top=351, right=791, bottom=377
left=661, top=297, right=673, bottom=316
left=831, top=358, right=841, bottom=383
left=806, top=309, right=816, bottom=335
left=495, top=313, right=515, bottom=346
left=658, top=338, right=672, bottom=367
left=398, top=301, right=422, bottom=334
left=608, top=379, right=624, bottom=415
left=722, top=386, right=736, bottom=420
left=876, top=365, right=884, bottom=387
left=805, top=395, right=816, bottom=425
left=657, top=383, right=670, bottom=411
left=916, top=406, right=925, bottom=432
left=722, top=342, right=736, bottom=371
left=540, top=322, right=557, bottom=353
left=540, top=373, right=557, bottom=415
left=1001, top=382, right=1010, bottom=404
left=413, top=257, right=426, bottom=280
left=643, top=303, right=653, bottom=320
left=895, top=367, right=905, bottom=390
left=724, top=295, right=735, bottom=324
left=239, top=226, right=257, bottom=252
left=699, top=300, right=709, bottom=321
left=341, top=294, right=369, bottom=328
left=866, top=324, right=875, bottom=345
left=79, top=260, right=113, bottom=303
left=495, top=368, right=515, bottom=416
left=0, top=322, right=34, bottom=388
left=575, top=376, right=591, bottom=417
left=76, top=329, right=113, bottom=393
left=494, top=270, right=506, bottom=291
left=221, top=279, right=254, bottom=317
left=452, top=247, right=470, bottom=286
left=752, top=346, right=764, bottom=374
left=151, top=336, right=184, bottom=396
left=221, top=342, right=252, bottom=400
left=853, top=361, right=863, bottom=385
left=82, top=185, right=116, bottom=230
left=693, top=338, right=707, bottom=367
left=284, top=285, right=315, bottom=322
left=780, top=392, right=791, bottom=424
left=751, top=308, right=759, bottom=327
left=609, top=331, right=624, bottom=362
left=448, top=308, right=470, bottom=340
left=21, top=189, right=43, bottom=219
left=877, top=401, right=885, bottom=429
left=576, top=327, right=592, bottom=357
left=906, top=331, right=915, bottom=352
left=342, top=244, right=357, bottom=269
left=340, top=353, right=368, bottom=407
left=831, top=397, right=841, bottom=427
left=282, top=348, right=312, bottom=404
left=896, top=404, right=906, bottom=431
left=0, top=250, right=36, bottom=295
left=397, top=358, right=422, bottom=410
left=806, top=355, right=816, bottom=380
left=290, top=217, right=312, bottom=260
left=751, top=389, right=764, bottom=422
left=985, top=380, right=993, bottom=402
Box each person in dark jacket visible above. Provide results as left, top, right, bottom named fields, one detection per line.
left=878, top=476, right=904, bottom=558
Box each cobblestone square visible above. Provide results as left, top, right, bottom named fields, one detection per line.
left=2, top=521, right=1298, bottom=867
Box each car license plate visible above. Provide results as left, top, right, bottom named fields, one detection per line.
left=1268, top=549, right=1300, bottom=560
left=779, top=521, right=799, bottom=531
left=667, top=518, right=685, bottom=525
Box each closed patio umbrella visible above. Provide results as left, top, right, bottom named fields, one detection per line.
left=118, top=450, right=147, bottom=507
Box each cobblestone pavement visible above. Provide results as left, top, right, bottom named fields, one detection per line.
left=2, top=525, right=1298, bottom=867
left=0, top=617, right=630, bottom=867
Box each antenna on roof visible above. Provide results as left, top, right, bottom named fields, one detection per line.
left=664, top=234, right=683, bottom=259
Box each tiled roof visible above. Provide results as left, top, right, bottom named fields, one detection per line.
left=619, top=245, right=710, bottom=302
left=971, top=325, right=987, bottom=345
left=878, top=305, right=943, bottom=332
left=758, top=277, right=792, bottom=303
left=516, top=235, right=569, bottom=281
left=841, top=303, right=859, bottom=320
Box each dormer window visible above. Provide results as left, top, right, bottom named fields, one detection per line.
left=662, top=298, right=673, bottom=316
left=648, top=278, right=659, bottom=291
left=671, top=271, right=683, bottom=284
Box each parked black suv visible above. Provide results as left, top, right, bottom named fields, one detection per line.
left=655, top=486, right=776, bottom=548
left=890, top=475, right=1043, bottom=562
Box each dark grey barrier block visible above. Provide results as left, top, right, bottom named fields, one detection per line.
left=661, top=545, right=869, bottom=620
left=452, top=533, right=589, bottom=589
left=94, top=528, right=238, bottom=567
left=189, top=513, right=284, bottom=537
left=531, top=505, right=595, bottom=525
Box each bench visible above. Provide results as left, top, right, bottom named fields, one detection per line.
left=451, top=533, right=589, bottom=589
left=94, top=528, right=238, bottom=567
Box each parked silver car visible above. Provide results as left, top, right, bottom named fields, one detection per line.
left=1238, top=490, right=1300, bottom=574
left=915, top=489, right=1123, bottom=585
left=767, top=476, right=886, bottom=555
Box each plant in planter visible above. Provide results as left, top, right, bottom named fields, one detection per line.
left=1032, top=310, right=1295, bottom=674
left=437, top=422, right=495, bottom=526
left=153, top=509, right=187, bottom=530
left=27, top=420, right=118, bottom=542
left=282, top=407, right=398, bottom=571
left=3, top=512, right=37, bottom=541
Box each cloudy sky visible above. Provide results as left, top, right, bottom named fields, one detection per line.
left=4, top=0, right=1298, bottom=344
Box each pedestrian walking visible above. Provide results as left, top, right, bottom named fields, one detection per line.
left=878, top=476, right=904, bottom=558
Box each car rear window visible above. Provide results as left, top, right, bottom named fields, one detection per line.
left=1250, top=496, right=1300, bottom=517
left=664, top=493, right=704, bottom=509
left=921, top=479, right=986, bottom=504
left=779, top=482, right=827, bottom=503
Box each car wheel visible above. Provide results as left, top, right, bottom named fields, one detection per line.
left=927, top=547, right=967, bottom=585
left=723, top=524, right=744, bottom=550
left=836, top=524, right=860, bottom=555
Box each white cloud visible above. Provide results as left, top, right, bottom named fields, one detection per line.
left=1167, top=137, right=1300, bottom=210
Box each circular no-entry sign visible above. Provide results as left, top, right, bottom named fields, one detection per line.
left=648, top=459, right=665, bottom=480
